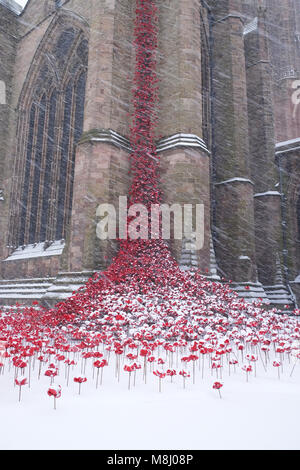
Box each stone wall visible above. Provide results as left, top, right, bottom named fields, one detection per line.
left=0, top=0, right=136, bottom=278
left=0, top=5, right=18, bottom=263
left=157, top=0, right=204, bottom=139
left=0, top=0, right=298, bottom=309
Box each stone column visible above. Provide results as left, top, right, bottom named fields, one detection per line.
left=67, top=0, right=134, bottom=272
left=156, top=0, right=211, bottom=274
left=211, top=0, right=257, bottom=282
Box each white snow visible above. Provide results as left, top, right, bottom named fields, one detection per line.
left=276, top=137, right=300, bottom=148
left=0, top=346, right=299, bottom=450
left=156, top=133, right=210, bottom=154
left=254, top=191, right=281, bottom=198
left=14, top=0, right=27, bottom=7
left=4, top=240, right=65, bottom=261
left=243, top=17, right=258, bottom=36
left=214, top=177, right=254, bottom=186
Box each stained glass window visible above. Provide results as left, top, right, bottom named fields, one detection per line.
left=14, top=27, right=88, bottom=249
left=56, top=80, right=73, bottom=241
left=40, top=89, right=57, bottom=242
left=19, top=103, right=36, bottom=246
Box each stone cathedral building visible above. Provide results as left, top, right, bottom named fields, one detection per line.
left=0, top=0, right=299, bottom=309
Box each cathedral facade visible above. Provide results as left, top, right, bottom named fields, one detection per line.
left=0, top=0, right=299, bottom=309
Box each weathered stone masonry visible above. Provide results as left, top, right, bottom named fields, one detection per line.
left=0, top=0, right=299, bottom=309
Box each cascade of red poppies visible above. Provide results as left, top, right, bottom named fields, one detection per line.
left=128, top=0, right=160, bottom=209
left=98, top=0, right=180, bottom=287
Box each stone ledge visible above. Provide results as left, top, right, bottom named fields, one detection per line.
left=78, top=129, right=211, bottom=155
left=253, top=191, right=281, bottom=198
left=3, top=240, right=65, bottom=262
left=41, top=271, right=97, bottom=304
left=0, top=0, right=22, bottom=16
left=0, top=271, right=96, bottom=307
left=0, top=273, right=295, bottom=312
left=156, top=133, right=210, bottom=155
left=0, top=277, right=56, bottom=305
left=79, top=129, right=132, bottom=152
left=275, top=137, right=300, bottom=155
left=214, top=177, right=254, bottom=187
left=230, top=281, right=295, bottom=311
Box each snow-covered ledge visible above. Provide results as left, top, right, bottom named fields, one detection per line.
left=3, top=240, right=65, bottom=261
left=0, top=0, right=23, bottom=16
left=243, top=17, right=258, bottom=36
left=275, top=137, right=300, bottom=155
left=254, top=191, right=281, bottom=198
left=156, top=133, right=210, bottom=155
left=214, top=177, right=254, bottom=186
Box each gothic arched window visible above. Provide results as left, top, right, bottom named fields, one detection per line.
left=10, top=23, right=88, bottom=251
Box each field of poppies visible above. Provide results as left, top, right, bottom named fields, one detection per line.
left=0, top=268, right=300, bottom=449
left=0, top=0, right=299, bottom=450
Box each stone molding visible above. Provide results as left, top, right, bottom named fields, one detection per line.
left=81, top=129, right=210, bottom=155
left=156, top=133, right=210, bottom=155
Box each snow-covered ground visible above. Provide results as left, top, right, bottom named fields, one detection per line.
left=0, top=346, right=299, bottom=451
left=1, top=266, right=299, bottom=451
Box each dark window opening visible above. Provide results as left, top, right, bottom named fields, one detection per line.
left=29, top=94, right=47, bottom=244
left=19, top=103, right=36, bottom=246
left=40, top=89, right=57, bottom=242
left=13, top=28, right=88, bottom=250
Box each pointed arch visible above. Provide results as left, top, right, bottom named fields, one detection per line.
left=28, top=93, right=47, bottom=244
left=16, top=10, right=89, bottom=112
left=9, top=11, right=89, bottom=250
